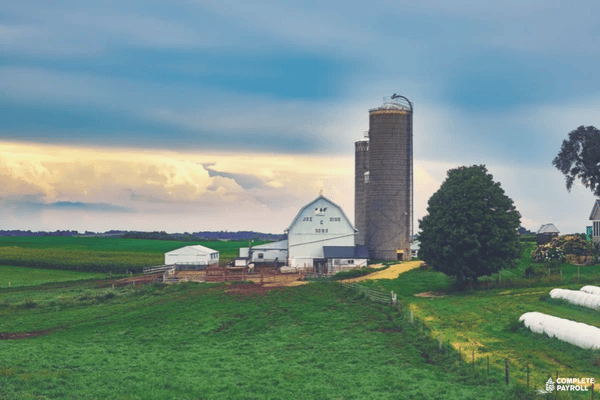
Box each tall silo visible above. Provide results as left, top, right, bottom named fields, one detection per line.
left=366, top=95, right=413, bottom=260
left=354, top=139, right=369, bottom=246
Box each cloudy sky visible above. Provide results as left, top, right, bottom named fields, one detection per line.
left=1, top=0, right=599, bottom=234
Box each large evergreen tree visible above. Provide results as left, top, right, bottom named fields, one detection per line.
left=418, top=165, right=521, bottom=285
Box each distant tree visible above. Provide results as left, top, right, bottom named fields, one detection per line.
left=553, top=126, right=600, bottom=196
left=418, top=165, right=521, bottom=286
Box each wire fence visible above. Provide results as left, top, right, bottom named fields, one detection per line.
left=337, top=281, right=597, bottom=399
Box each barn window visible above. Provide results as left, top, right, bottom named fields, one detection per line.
left=364, top=171, right=370, bottom=184
left=257, top=253, right=264, bottom=259
left=348, top=260, right=354, bottom=264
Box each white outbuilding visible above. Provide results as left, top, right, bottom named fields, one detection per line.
left=286, top=195, right=367, bottom=273
left=165, top=245, right=219, bottom=269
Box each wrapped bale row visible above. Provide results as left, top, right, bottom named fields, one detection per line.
left=580, top=285, right=600, bottom=296
left=519, top=312, right=600, bottom=349
left=550, top=288, right=600, bottom=310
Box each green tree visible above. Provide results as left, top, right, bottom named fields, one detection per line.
left=418, top=165, right=521, bottom=286
left=552, top=125, right=600, bottom=196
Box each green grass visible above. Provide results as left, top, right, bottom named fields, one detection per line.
left=0, top=237, right=267, bottom=273
left=355, top=245, right=600, bottom=396
left=0, top=280, right=524, bottom=399
left=0, top=266, right=105, bottom=288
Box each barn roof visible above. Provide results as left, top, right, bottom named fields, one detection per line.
left=165, top=245, right=218, bottom=255
left=285, top=195, right=357, bottom=233
left=251, top=240, right=288, bottom=250
left=537, top=224, right=560, bottom=234
left=590, top=200, right=600, bottom=220
left=323, top=246, right=369, bottom=259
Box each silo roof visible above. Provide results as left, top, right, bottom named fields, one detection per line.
left=369, top=102, right=410, bottom=113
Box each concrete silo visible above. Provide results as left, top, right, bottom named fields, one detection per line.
left=354, top=139, right=369, bottom=246
left=355, top=95, right=413, bottom=260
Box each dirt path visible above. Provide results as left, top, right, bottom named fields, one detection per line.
left=276, top=261, right=423, bottom=287
left=341, top=261, right=422, bottom=282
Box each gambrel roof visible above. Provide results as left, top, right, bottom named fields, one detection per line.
left=284, top=195, right=357, bottom=233
left=537, top=224, right=560, bottom=234
left=590, top=200, right=600, bottom=220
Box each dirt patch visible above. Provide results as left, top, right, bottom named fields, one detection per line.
left=0, top=330, right=51, bottom=340
left=224, top=284, right=284, bottom=296
left=97, top=274, right=161, bottom=288
left=414, top=291, right=446, bottom=298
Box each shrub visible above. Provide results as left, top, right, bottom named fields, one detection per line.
left=531, top=235, right=592, bottom=263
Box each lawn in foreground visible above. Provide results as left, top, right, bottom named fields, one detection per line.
left=0, top=265, right=105, bottom=288
left=0, top=281, right=520, bottom=400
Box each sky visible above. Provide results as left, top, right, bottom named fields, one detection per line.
left=1, top=0, right=600, bottom=234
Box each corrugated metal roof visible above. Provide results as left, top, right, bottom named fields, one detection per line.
left=165, top=245, right=218, bottom=255
left=537, top=224, right=560, bottom=234
left=250, top=240, right=288, bottom=250
left=323, top=246, right=369, bottom=259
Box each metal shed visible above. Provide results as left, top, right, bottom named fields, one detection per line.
left=164, top=245, right=219, bottom=269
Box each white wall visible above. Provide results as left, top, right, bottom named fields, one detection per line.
left=287, top=197, right=356, bottom=260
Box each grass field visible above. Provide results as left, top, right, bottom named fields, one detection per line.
left=0, top=279, right=527, bottom=400
left=0, top=266, right=105, bottom=288
left=359, top=244, right=600, bottom=396
left=0, top=237, right=266, bottom=273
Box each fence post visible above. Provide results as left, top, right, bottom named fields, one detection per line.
left=505, top=358, right=509, bottom=385
left=410, top=311, right=414, bottom=324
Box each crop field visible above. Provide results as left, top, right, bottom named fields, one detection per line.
left=0, top=265, right=105, bottom=288
left=360, top=244, right=600, bottom=396
left=0, top=237, right=265, bottom=273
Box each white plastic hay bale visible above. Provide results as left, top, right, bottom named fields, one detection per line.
left=580, top=285, right=600, bottom=296
left=519, top=312, right=600, bottom=349
left=549, top=288, right=600, bottom=310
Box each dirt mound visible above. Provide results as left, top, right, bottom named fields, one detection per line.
left=0, top=330, right=51, bottom=340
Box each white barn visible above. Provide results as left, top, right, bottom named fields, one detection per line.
left=165, top=245, right=219, bottom=269
left=286, top=195, right=367, bottom=273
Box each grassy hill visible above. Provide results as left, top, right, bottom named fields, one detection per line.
left=0, top=279, right=524, bottom=399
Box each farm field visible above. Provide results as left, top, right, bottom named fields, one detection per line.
left=0, top=236, right=266, bottom=273
left=0, top=265, right=105, bottom=288
left=0, top=279, right=523, bottom=400
left=359, top=244, right=600, bottom=396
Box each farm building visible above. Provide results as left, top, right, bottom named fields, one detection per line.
left=537, top=223, right=560, bottom=245
left=590, top=200, right=600, bottom=243
left=165, top=245, right=219, bottom=270
left=322, top=246, right=368, bottom=275
left=286, top=195, right=367, bottom=273
left=236, top=240, right=288, bottom=268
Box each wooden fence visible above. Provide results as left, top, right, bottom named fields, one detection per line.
left=339, top=282, right=396, bottom=305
